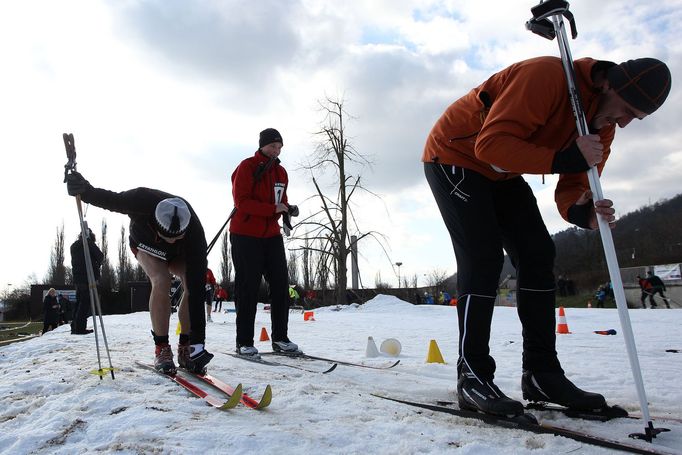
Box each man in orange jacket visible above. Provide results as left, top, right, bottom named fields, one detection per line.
left=423, top=57, right=671, bottom=417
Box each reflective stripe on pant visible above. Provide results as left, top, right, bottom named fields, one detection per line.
left=424, top=162, right=561, bottom=378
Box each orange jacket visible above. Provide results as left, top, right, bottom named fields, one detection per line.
left=422, top=56, right=616, bottom=222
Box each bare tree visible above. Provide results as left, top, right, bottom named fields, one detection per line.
left=293, top=96, right=388, bottom=304
left=46, top=223, right=67, bottom=285
left=117, top=225, right=134, bottom=291
left=425, top=268, right=449, bottom=290
left=99, top=219, right=115, bottom=291
left=287, top=252, right=300, bottom=286
left=409, top=274, right=419, bottom=289
left=301, top=235, right=312, bottom=290
left=374, top=271, right=390, bottom=290
left=219, top=231, right=232, bottom=288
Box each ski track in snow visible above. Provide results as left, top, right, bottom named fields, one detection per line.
left=0, top=296, right=680, bottom=454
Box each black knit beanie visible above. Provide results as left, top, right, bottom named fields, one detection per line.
left=259, top=128, right=283, bottom=148
left=607, top=58, right=671, bottom=115
left=154, top=198, right=191, bottom=238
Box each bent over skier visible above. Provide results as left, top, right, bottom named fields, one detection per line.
left=423, top=57, right=671, bottom=417
left=65, top=175, right=213, bottom=374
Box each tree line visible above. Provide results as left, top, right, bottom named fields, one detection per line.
left=553, top=193, right=682, bottom=290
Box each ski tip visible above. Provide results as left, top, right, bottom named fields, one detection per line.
left=220, top=383, right=243, bottom=410
left=323, top=363, right=338, bottom=374
left=256, top=385, right=273, bottom=409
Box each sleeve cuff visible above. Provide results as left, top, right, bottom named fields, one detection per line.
left=551, top=141, right=591, bottom=174
left=567, top=202, right=593, bottom=229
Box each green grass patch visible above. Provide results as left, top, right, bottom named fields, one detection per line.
left=0, top=322, right=43, bottom=345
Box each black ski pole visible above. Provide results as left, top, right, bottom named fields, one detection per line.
left=63, top=133, right=116, bottom=380
left=526, top=0, right=666, bottom=442
left=205, top=155, right=279, bottom=255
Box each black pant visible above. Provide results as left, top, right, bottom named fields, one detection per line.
left=231, top=234, right=290, bottom=346
left=425, top=163, right=561, bottom=380
left=72, top=284, right=92, bottom=333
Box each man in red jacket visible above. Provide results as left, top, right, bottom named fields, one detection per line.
left=230, top=128, right=300, bottom=357
left=423, top=57, right=671, bottom=417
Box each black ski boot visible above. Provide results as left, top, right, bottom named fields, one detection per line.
left=522, top=370, right=606, bottom=410
left=457, top=366, right=524, bottom=417
left=185, top=346, right=214, bottom=374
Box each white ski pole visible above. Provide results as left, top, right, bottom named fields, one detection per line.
left=526, top=0, right=667, bottom=442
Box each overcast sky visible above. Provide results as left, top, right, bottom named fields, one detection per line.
left=1, top=0, right=680, bottom=293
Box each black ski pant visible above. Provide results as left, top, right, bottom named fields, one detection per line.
left=231, top=233, right=290, bottom=347
left=425, top=163, right=562, bottom=381
left=72, top=283, right=91, bottom=333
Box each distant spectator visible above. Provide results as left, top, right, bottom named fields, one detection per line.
left=206, top=268, right=217, bottom=323
left=414, top=292, right=423, bottom=305
left=57, top=293, right=71, bottom=325
left=304, top=290, right=316, bottom=309
left=289, top=286, right=300, bottom=307
left=637, top=275, right=655, bottom=309
left=646, top=272, right=671, bottom=309
left=443, top=291, right=452, bottom=305
left=595, top=287, right=606, bottom=308
left=424, top=292, right=435, bottom=305
left=70, top=229, right=103, bottom=335
left=214, top=285, right=228, bottom=313
left=42, top=288, right=60, bottom=334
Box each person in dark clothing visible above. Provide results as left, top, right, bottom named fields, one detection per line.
left=65, top=174, right=213, bottom=374
left=70, top=229, right=103, bottom=334
left=214, top=285, right=227, bottom=313
left=423, top=56, right=671, bottom=417
left=42, top=288, right=60, bottom=334
left=230, top=128, right=300, bottom=357
left=647, top=271, right=671, bottom=308
left=58, top=293, right=71, bottom=325
left=205, top=268, right=217, bottom=323
left=637, top=275, right=656, bottom=308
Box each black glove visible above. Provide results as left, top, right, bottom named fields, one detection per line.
left=288, top=205, right=299, bottom=217
left=66, top=171, right=91, bottom=196
left=282, top=213, right=293, bottom=236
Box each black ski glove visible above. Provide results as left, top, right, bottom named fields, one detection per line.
left=282, top=213, right=293, bottom=236
left=288, top=205, right=299, bottom=217
left=66, top=171, right=91, bottom=196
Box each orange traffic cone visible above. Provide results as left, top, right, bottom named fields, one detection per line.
left=259, top=327, right=270, bottom=341
left=556, top=306, right=571, bottom=334
left=303, top=311, right=315, bottom=321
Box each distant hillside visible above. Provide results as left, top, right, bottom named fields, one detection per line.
left=553, top=193, right=682, bottom=290
left=442, top=194, right=682, bottom=293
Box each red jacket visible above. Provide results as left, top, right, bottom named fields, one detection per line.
left=230, top=151, right=289, bottom=238
left=206, top=268, right=216, bottom=287
left=215, top=287, right=228, bottom=300
left=422, top=57, right=616, bottom=223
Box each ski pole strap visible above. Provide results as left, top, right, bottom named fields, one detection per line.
left=526, top=0, right=577, bottom=40
left=254, top=156, right=278, bottom=183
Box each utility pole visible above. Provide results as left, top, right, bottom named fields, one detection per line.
left=395, top=262, right=403, bottom=288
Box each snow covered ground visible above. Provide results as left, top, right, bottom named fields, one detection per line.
left=1, top=295, right=681, bottom=454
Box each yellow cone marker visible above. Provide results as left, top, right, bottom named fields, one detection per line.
left=426, top=339, right=446, bottom=364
